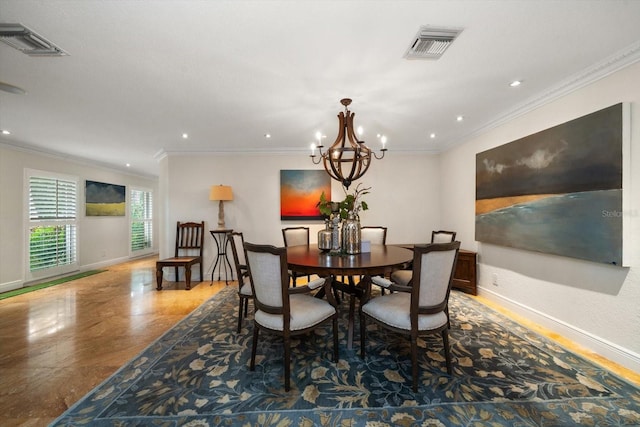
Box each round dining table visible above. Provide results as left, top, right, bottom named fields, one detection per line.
left=286, top=244, right=413, bottom=349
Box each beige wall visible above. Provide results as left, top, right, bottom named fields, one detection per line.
left=158, top=152, right=442, bottom=278
left=440, top=61, right=640, bottom=372
left=0, top=145, right=158, bottom=290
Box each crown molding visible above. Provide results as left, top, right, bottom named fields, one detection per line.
left=0, top=139, right=156, bottom=179
left=453, top=40, right=640, bottom=148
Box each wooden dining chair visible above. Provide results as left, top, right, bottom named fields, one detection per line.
left=156, top=221, right=205, bottom=290
left=282, top=227, right=310, bottom=285
left=360, top=226, right=388, bottom=293
left=363, top=241, right=460, bottom=391
left=432, top=230, right=457, bottom=243
left=244, top=242, right=339, bottom=391
left=391, top=229, right=457, bottom=287
left=360, top=226, right=387, bottom=245
left=228, top=231, right=252, bottom=333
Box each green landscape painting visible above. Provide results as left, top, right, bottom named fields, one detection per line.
left=85, top=180, right=126, bottom=216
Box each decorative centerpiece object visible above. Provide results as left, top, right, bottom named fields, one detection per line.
left=330, top=208, right=342, bottom=251
left=342, top=211, right=361, bottom=254
left=318, top=219, right=332, bottom=251
left=317, top=183, right=370, bottom=255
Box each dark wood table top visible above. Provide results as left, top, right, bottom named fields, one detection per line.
left=393, top=243, right=474, bottom=254
left=286, top=244, right=413, bottom=277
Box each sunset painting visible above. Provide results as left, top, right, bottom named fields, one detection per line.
left=280, top=170, right=331, bottom=220
left=475, top=103, right=625, bottom=265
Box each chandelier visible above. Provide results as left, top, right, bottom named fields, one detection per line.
left=310, top=98, right=387, bottom=189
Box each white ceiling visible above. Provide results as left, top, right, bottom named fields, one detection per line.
left=1, top=1, right=640, bottom=177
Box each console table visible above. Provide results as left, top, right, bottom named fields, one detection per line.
left=209, top=229, right=233, bottom=285
left=452, top=250, right=477, bottom=295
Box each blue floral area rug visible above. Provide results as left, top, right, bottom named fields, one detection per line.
left=52, top=286, right=640, bottom=426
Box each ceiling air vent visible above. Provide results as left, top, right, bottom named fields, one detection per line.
left=404, top=26, right=462, bottom=60
left=0, top=23, right=67, bottom=56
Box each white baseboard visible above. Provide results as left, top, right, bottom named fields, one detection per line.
left=82, top=256, right=131, bottom=272
left=0, top=279, right=24, bottom=293
left=478, top=285, right=640, bottom=374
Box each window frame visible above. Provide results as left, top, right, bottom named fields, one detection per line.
left=129, top=187, right=154, bottom=256
left=25, top=169, right=79, bottom=282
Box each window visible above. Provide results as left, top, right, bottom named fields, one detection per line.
left=27, top=171, right=78, bottom=280
left=130, top=188, right=153, bottom=254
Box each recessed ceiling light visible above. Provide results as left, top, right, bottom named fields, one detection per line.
left=126, top=163, right=131, bottom=167
left=429, top=133, right=436, bottom=139
left=264, top=133, right=271, bottom=139
left=456, top=115, right=464, bottom=122
left=182, top=133, right=189, bottom=139
left=510, top=80, right=522, bottom=87
left=1, top=129, right=10, bottom=135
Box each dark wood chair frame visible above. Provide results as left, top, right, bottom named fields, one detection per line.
left=361, top=226, right=388, bottom=293
left=431, top=230, right=457, bottom=243
left=282, top=226, right=310, bottom=285
left=228, top=231, right=251, bottom=333
left=156, top=221, right=204, bottom=291
left=360, top=241, right=460, bottom=392
left=394, top=230, right=458, bottom=286
left=244, top=242, right=339, bottom=391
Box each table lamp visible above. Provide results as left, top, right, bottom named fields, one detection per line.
left=209, top=185, right=233, bottom=229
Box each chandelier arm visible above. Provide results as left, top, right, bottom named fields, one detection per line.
left=373, top=148, right=387, bottom=160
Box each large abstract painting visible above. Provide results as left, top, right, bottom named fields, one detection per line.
left=85, top=180, right=126, bottom=216
left=475, top=103, right=627, bottom=265
left=280, top=170, right=331, bottom=220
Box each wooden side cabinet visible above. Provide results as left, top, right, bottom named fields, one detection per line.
left=453, top=249, right=477, bottom=295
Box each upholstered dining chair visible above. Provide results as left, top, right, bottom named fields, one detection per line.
left=244, top=242, right=339, bottom=391
left=363, top=241, right=461, bottom=392
left=228, top=231, right=252, bottom=333
left=156, top=221, right=205, bottom=290
left=360, top=226, right=387, bottom=245
left=391, top=229, right=457, bottom=287
left=431, top=230, right=457, bottom=243
left=282, top=227, right=310, bottom=285
left=358, top=226, right=388, bottom=292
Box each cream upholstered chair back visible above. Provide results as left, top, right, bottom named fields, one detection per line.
left=244, top=243, right=288, bottom=309
left=282, top=227, right=309, bottom=247
left=413, top=242, right=460, bottom=308
left=431, top=230, right=457, bottom=243
left=361, top=226, right=387, bottom=245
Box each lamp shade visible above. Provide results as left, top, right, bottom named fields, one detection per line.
left=209, top=185, right=233, bottom=201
